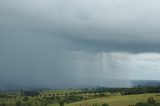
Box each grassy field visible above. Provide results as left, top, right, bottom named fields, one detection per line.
left=1, top=89, right=160, bottom=106
left=65, top=93, right=160, bottom=106
left=0, top=89, right=83, bottom=106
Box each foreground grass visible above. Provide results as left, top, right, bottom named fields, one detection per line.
left=65, top=93, right=160, bottom=106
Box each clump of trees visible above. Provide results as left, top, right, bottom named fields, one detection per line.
left=21, top=90, right=40, bottom=97
left=95, top=86, right=160, bottom=95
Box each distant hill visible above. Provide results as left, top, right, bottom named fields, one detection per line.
left=132, top=80, right=160, bottom=87
left=0, top=80, right=160, bottom=90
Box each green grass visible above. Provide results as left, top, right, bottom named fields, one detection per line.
left=1, top=90, right=160, bottom=106
left=65, top=93, right=160, bottom=106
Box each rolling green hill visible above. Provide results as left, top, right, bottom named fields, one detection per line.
left=65, top=94, right=160, bottom=106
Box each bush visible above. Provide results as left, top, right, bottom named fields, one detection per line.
left=16, top=101, right=21, bottom=106
left=59, top=101, right=64, bottom=106
left=135, top=102, right=160, bottom=106
left=1, top=103, right=6, bottom=106
left=99, top=93, right=106, bottom=97
left=102, top=103, right=109, bottom=106
left=148, top=97, right=156, bottom=104
left=92, top=103, right=98, bottom=106
left=135, top=102, right=150, bottom=106
left=23, top=96, right=29, bottom=101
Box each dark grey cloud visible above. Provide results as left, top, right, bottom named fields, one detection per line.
left=1, top=0, right=160, bottom=89
left=1, top=0, right=160, bottom=52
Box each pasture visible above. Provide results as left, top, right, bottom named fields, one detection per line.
left=65, top=93, right=160, bottom=106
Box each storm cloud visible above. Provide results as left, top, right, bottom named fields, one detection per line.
left=1, top=0, right=160, bottom=88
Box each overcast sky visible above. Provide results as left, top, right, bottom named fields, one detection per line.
left=1, top=0, right=160, bottom=88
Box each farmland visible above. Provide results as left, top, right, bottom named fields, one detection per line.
left=65, top=93, right=160, bottom=106
left=0, top=86, right=160, bottom=106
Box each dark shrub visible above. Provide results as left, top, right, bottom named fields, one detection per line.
left=148, top=97, right=156, bottom=104
left=16, top=101, right=21, bottom=106
left=23, top=96, right=29, bottom=101
left=102, top=103, right=109, bottom=106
